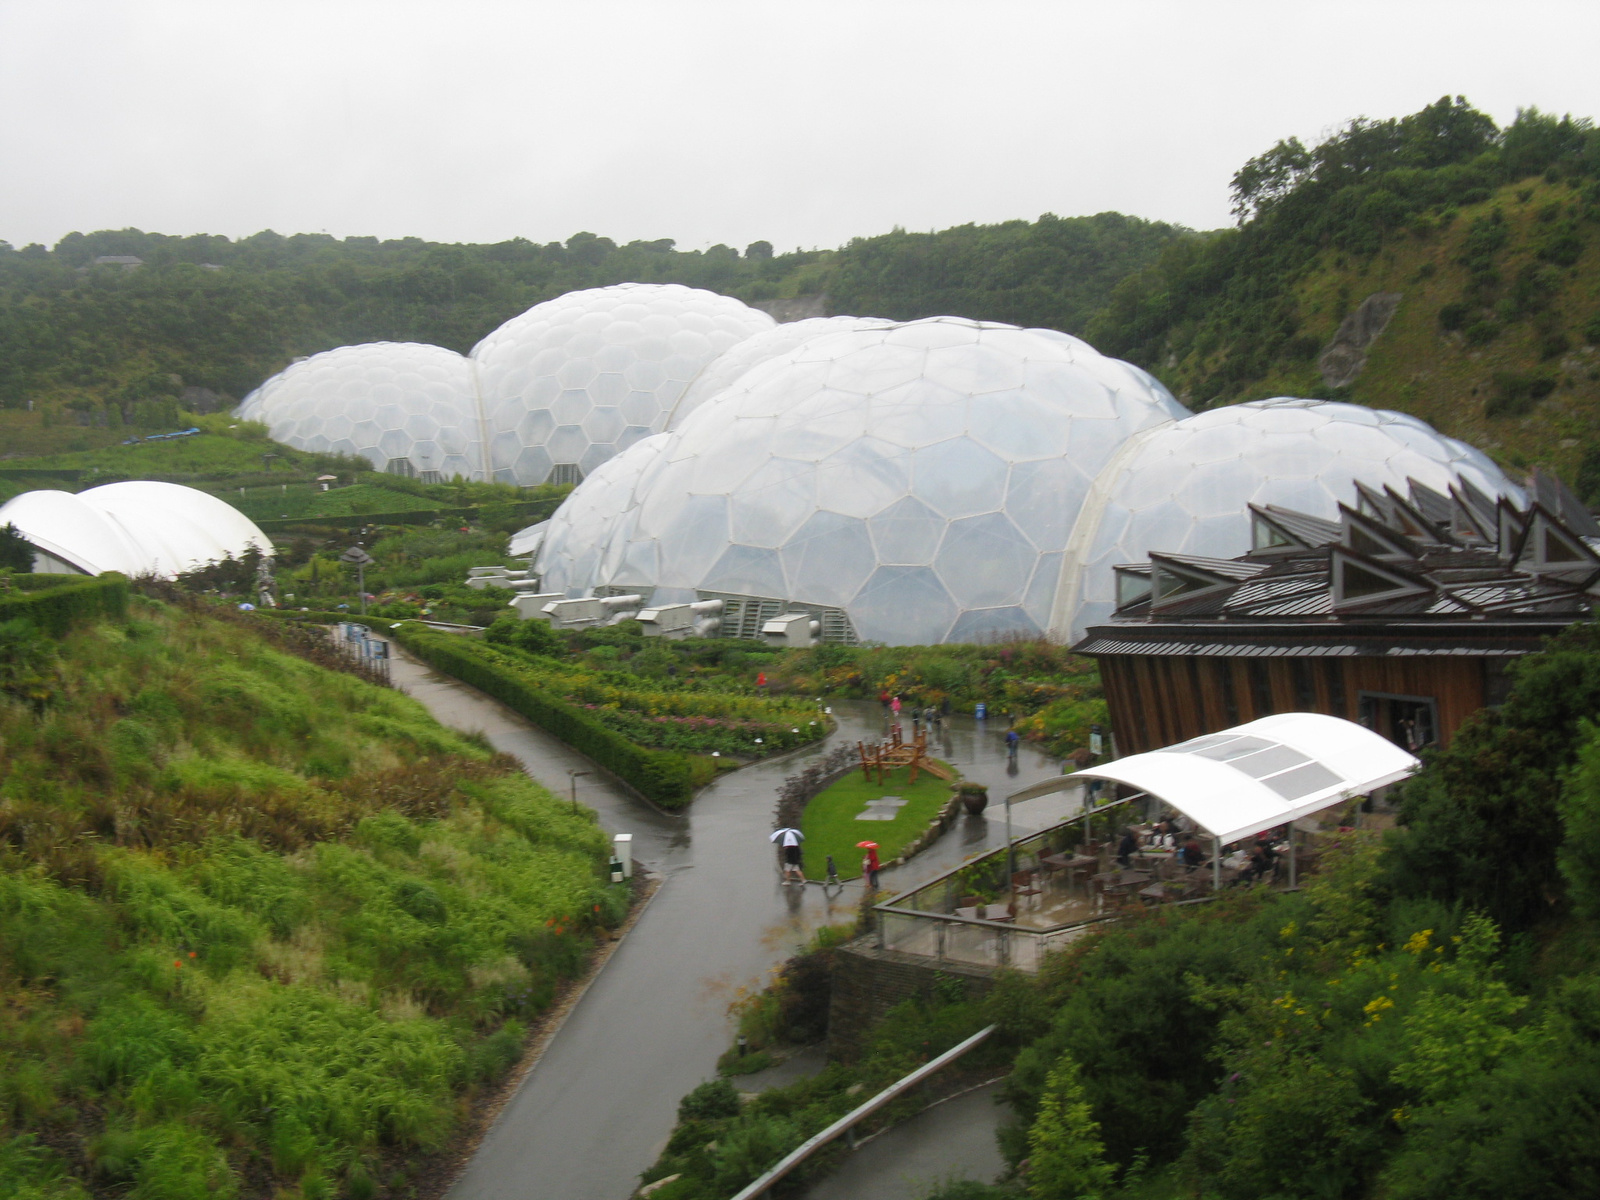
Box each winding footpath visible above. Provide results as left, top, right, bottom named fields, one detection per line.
left=389, top=649, right=1066, bottom=1200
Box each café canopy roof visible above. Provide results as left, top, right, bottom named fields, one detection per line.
left=1073, top=712, right=1420, bottom=845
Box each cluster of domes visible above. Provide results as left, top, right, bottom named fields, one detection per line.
left=0, top=482, right=272, bottom=578
left=537, top=316, right=1191, bottom=644
left=531, top=319, right=1520, bottom=645
left=237, top=284, right=773, bottom=485
left=234, top=279, right=1523, bottom=645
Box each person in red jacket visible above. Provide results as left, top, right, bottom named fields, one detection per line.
left=862, top=844, right=881, bottom=890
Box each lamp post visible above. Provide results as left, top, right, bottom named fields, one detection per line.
left=340, top=545, right=374, bottom=617
left=1004, top=790, right=1015, bottom=880
left=568, top=769, right=590, bottom=815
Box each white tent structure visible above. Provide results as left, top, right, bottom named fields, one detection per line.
left=1076, top=713, right=1420, bottom=845
left=1068, top=713, right=1420, bottom=889
left=0, top=482, right=273, bottom=578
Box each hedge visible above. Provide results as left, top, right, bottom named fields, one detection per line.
left=251, top=495, right=565, bottom=536
left=391, top=622, right=697, bottom=810
left=0, top=572, right=129, bottom=635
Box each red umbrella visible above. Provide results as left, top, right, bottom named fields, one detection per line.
left=855, top=841, right=879, bottom=849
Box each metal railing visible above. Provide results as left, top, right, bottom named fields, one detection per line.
left=728, top=1025, right=995, bottom=1200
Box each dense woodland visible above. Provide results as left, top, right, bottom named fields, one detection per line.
left=0, top=214, right=1175, bottom=419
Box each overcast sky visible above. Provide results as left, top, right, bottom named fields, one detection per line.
left=4, top=1, right=1599, bottom=253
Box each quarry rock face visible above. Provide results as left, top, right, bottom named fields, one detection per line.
left=1318, top=291, right=1403, bottom=388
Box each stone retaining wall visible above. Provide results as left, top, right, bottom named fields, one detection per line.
left=825, top=935, right=998, bottom=1061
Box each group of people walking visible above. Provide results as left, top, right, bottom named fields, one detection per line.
left=769, top=827, right=880, bottom=889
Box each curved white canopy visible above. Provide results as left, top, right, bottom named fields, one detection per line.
left=1073, top=712, right=1420, bottom=845
left=0, top=483, right=273, bottom=579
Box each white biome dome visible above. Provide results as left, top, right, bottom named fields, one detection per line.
left=471, top=283, right=774, bottom=486
left=542, top=317, right=1188, bottom=644
left=664, top=315, right=895, bottom=429
left=237, top=342, right=481, bottom=479
left=1050, top=397, right=1524, bottom=641
left=0, top=481, right=273, bottom=578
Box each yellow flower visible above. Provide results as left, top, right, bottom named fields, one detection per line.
left=1403, top=929, right=1433, bottom=955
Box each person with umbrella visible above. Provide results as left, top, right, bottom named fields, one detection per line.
left=771, top=826, right=805, bottom=883
left=858, top=841, right=881, bottom=890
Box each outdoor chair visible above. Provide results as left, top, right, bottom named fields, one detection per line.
left=1011, top=871, right=1041, bottom=908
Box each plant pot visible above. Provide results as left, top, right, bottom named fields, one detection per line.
left=958, top=786, right=989, bottom=815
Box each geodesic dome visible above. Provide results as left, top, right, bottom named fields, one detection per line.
left=540, top=317, right=1188, bottom=644
left=0, top=482, right=273, bottom=578
left=236, top=343, right=482, bottom=479
left=664, top=315, right=895, bottom=429
left=1049, top=398, right=1524, bottom=642
left=471, top=283, right=773, bottom=485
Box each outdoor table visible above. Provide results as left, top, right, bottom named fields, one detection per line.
left=954, top=906, right=979, bottom=920
left=1042, top=853, right=1097, bottom=890
left=1093, top=869, right=1152, bottom=890
left=1138, top=883, right=1168, bottom=904
left=982, top=904, right=1015, bottom=922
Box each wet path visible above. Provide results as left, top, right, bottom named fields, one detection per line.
left=389, top=649, right=1064, bottom=1200
left=801, top=1082, right=1009, bottom=1200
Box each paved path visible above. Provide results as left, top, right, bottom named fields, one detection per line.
left=389, top=649, right=1064, bottom=1200
left=801, top=1082, right=1009, bottom=1200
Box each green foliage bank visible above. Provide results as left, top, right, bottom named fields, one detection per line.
left=0, top=600, right=617, bottom=1199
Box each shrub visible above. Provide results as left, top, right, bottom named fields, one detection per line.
left=1437, top=300, right=1471, bottom=331
left=678, top=1079, right=741, bottom=1123
left=1485, top=370, right=1557, bottom=417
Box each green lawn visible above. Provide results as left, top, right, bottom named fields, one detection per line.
left=800, top=762, right=953, bottom=880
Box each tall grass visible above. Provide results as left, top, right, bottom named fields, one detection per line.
left=0, top=599, right=614, bottom=1197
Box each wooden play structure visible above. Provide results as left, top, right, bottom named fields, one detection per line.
left=857, top=726, right=951, bottom=786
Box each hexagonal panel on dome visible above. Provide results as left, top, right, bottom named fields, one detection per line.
left=472, top=283, right=774, bottom=484
left=868, top=496, right=946, bottom=566
left=851, top=566, right=959, bottom=645
left=934, top=513, right=1037, bottom=610
left=912, top=439, right=1009, bottom=519
left=780, top=511, right=878, bottom=608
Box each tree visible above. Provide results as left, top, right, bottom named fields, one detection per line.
left=1229, top=137, right=1312, bottom=222
left=0, top=522, right=34, bottom=572
left=1027, top=1054, right=1114, bottom=1200
left=1557, top=722, right=1600, bottom=919
left=1384, top=621, right=1600, bottom=931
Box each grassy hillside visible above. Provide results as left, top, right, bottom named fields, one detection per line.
left=0, top=595, right=617, bottom=1199
left=1087, top=98, right=1600, bottom=492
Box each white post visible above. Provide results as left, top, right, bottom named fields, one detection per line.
left=1212, top=834, right=1221, bottom=894
left=613, top=833, right=633, bottom=880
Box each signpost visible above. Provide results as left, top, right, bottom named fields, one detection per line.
left=339, top=545, right=374, bottom=615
